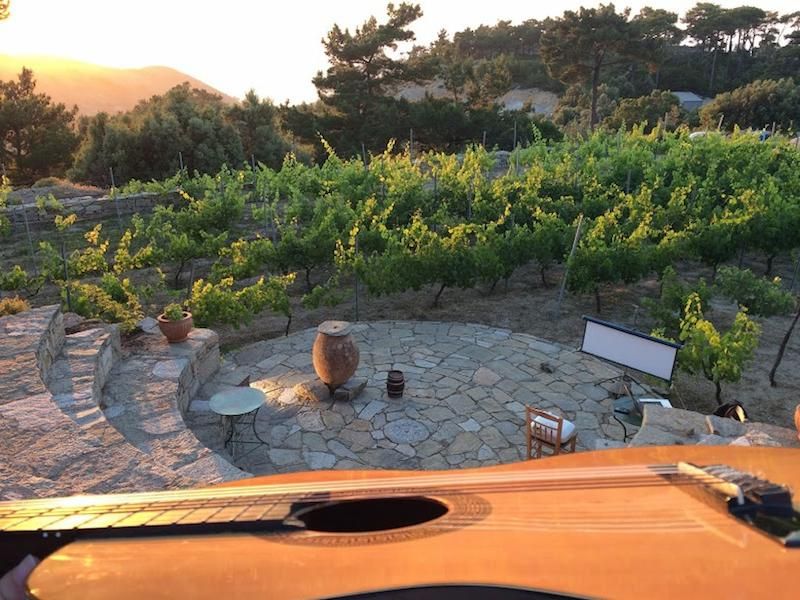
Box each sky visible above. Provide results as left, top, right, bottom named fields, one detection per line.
left=0, top=0, right=796, bottom=104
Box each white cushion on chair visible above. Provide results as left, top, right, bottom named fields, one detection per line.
left=531, top=414, right=576, bottom=442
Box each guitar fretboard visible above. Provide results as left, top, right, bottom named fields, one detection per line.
left=0, top=489, right=293, bottom=535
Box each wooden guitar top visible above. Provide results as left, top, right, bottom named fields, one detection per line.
left=24, top=446, right=800, bottom=599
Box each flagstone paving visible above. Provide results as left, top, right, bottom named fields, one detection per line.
left=187, top=321, right=645, bottom=474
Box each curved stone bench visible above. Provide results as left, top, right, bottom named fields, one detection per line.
left=0, top=306, right=245, bottom=500
left=101, top=327, right=248, bottom=484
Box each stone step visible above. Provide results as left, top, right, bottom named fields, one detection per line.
left=0, top=392, right=195, bottom=499
left=47, top=327, right=124, bottom=445
left=0, top=308, right=215, bottom=499
left=101, top=328, right=249, bottom=487
left=0, top=305, right=64, bottom=404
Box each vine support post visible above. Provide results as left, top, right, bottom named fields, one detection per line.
left=512, top=120, right=517, bottom=150
left=186, top=259, right=195, bottom=301
left=482, top=130, right=487, bottom=148
left=109, top=166, right=122, bottom=230
left=409, top=129, right=414, bottom=162
left=354, top=237, right=360, bottom=322
left=179, top=151, right=184, bottom=171
left=60, top=241, right=71, bottom=312
left=361, top=143, right=368, bottom=170
left=789, top=253, right=800, bottom=293
left=268, top=194, right=275, bottom=242
left=556, top=214, right=584, bottom=318
left=284, top=313, right=292, bottom=337
left=717, top=114, right=725, bottom=131
left=20, top=202, right=38, bottom=276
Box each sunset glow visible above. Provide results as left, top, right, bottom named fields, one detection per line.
left=1, top=0, right=798, bottom=104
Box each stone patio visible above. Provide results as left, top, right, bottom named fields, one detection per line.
left=187, top=321, right=643, bottom=474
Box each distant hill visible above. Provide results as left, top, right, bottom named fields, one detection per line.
left=0, top=55, right=237, bottom=115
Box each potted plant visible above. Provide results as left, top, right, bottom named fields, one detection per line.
left=157, top=303, right=193, bottom=343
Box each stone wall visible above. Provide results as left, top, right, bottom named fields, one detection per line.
left=34, top=307, right=65, bottom=385
left=2, top=191, right=182, bottom=232
left=630, top=405, right=800, bottom=448
left=128, top=319, right=221, bottom=416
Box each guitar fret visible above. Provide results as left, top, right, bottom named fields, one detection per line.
left=232, top=496, right=285, bottom=522
left=205, top=505, right=249, bottom=523
left=4, top=515, right=69, bottom=531
left=176, top=507, right=223, bottom=525
left=110, top=511, right=166, bottom=528
left=43, top=507, right=105, bottom=517
left=0, top=517, right=30, bottom=530
left=146, top=509, right=196, bottom=527
left=42, top=513, right=101, bottom=531
left=79, top=512, right=134, bottom=529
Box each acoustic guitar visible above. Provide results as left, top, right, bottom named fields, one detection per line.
left=2, top=445, right=798, bottom=599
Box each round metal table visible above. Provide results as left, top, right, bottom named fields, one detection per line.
left=209, top=387, right=268, bottom=454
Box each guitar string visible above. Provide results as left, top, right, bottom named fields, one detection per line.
left=0, top=464, right=731, bottom=511
left=296, top=520, right=715, bottom=532
left=0, top=474, right=724, bottom=519
left=0, top=478, right=733, bottom=530
left=0, top=480, right=744, bottom=531
left=0, top=480, right=732, bottom=529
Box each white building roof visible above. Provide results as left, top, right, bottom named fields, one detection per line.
left=672, top=91, right=705, bottom=103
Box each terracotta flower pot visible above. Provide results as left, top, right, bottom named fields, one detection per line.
left=312, top=321, right=359, bottom=389
left=157, top=311, right=193, bottom=343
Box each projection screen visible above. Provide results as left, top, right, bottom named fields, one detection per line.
left=580, top=316, right=681, bottom=382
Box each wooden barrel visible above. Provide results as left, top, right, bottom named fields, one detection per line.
left=387, top=370, right=404, bottom=398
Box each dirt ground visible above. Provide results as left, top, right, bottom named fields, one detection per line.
left=214, top=254, right=800, bottom=432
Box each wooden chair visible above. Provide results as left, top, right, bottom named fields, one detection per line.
left=525, top=406, right=577, bottom=459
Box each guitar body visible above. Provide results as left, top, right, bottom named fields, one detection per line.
left=26, top=446, right=800, bottom=599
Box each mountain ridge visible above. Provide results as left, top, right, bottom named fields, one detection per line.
left=0, top=54, right=238, bottom=115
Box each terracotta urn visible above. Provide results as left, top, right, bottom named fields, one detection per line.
left=312, top=320, right=359, bottom=389
left=157, top=311, right=193, bottom=343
